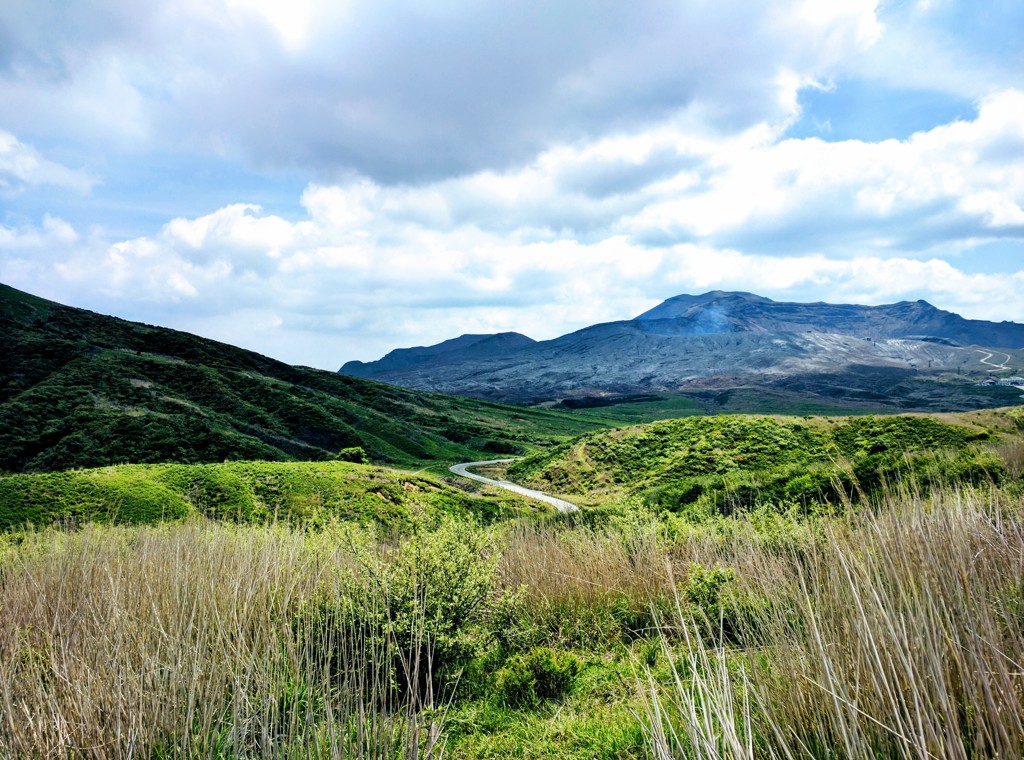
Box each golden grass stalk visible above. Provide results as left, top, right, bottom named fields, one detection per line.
left=640, top=487, right=1024, bottom=759
left=0, top=520, right=442, bottom=758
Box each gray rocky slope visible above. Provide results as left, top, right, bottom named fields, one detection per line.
left=339, top=292, right=1024, bottom=403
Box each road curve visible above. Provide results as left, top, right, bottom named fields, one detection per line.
left=449, top=459, right=579, bottom=513
left=976, top=348, right=1012, bottom=372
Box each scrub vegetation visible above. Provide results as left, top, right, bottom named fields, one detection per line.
left=3, top=406, right=1024, bottom=758
left=509, top=411, right=1012, bottom=512
left=0, top=460, right=542, bottom=533
left=0, top=283, right=602, bottom=474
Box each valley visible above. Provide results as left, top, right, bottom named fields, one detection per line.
left=6, top=2, right=1022, bottom=756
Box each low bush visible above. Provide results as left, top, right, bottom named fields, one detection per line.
left=493, top=647, right=582, bottom=709
left=335, top=446, right=370, bottom=463
left=297, top=518, right=500, bottom=697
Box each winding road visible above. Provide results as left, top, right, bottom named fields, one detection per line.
left=449, top=459, right=579, bottom=513
left=976, top=349, right=1012, bottom=372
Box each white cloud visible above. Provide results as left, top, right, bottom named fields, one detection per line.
left=0, top=131, right=96, bottom=194
left=0, top=0, right=884, bottom=180
left=6, top=202, right=1021, bottom=370
left=2, top=2, right=1021, bottom=369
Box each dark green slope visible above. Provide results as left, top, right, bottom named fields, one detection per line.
left=0, top=283, right=604, bottom=473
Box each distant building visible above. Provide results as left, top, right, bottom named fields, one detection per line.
left=983, top=376, right=1024, bottom=387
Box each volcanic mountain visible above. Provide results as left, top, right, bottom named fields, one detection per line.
left=340, top=292, right=1024, bottom=411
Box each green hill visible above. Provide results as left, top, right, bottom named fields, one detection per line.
left=0, top=283, right=604, bottom=473
left=507, top=410, right=1023, bottom=513
left=0, top=459, right=543, bottom=531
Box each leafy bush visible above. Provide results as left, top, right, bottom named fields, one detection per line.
left=681, top=563, right=735, bottom=624
left=299, top=518, right=500, bottom=697
left=493, top=647, right=582, bottom=709
left=335, top=446, right=369, bottom=464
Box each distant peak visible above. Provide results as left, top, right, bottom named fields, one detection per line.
left=339, top=331, right=535, bottom=377
left=634, top=291, right=773, bottom=321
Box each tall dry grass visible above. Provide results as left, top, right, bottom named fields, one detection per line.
left=996, top=439, right=1024, bottom=480
left=639, top=487, right=1024, bottom=759
left=0, top=521, right=444, bottom=759
left=498, top=520, right=672, bottom=645
left=497, top=509, right=803, bottom=649
left=4, top=482, right=1022, bottom=759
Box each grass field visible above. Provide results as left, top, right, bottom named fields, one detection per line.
left=3, top=482, right=1023, bottom=758
left=3, top=409, right=1024, bottom=758
left=0, top=459, right=547, bottom=532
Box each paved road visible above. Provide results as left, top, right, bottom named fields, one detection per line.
left=449, top=459, right=579, bottom=513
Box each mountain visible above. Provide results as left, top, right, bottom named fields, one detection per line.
left=634, top=291, right=1024, bottom=346
left=341, top=332, right=535, bottom=378
left=337, top=292, right=1024, bottom=412
left=0, top=283, right=601, bottom=473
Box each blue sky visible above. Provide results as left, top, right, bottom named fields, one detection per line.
left=1, top=0, right=1022, bottom=369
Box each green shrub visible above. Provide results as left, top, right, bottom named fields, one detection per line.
left=335, top=446, right=369, bottom=464
left=493, top=647, right=582, bottom=709
left=678, top=563, right=738, bottom=641
left=299, top=518, right=500, bottom=697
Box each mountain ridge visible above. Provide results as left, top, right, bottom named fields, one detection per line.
left=342, top=332, right=535, bottom=377
left=633, top=291, right=1024, bottom=346
left=338, top=291, right=1024, bottom=409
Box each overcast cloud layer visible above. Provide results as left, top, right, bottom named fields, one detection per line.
left=1, top=0, right=1022, bottom=368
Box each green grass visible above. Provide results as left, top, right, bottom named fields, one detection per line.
left=557, top=392, right=706, bottom=424
left=0, top=459, right=545, bottom=532
left=0, top=283, right=606, bottom=474
left=508, top=411, right=1009, bottom=513
left=446, top=653, right=648, bottom=759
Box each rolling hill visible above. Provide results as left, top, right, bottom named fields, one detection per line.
left=505, top=408, right=1022, bottom=511
left=0, top=283, right=603, bottom=473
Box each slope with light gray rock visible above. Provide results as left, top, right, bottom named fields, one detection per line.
left=338, top=292, right=1024, bottom=411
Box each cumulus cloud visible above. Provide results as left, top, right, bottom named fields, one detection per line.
left=5, top=88, right=1023, bottom=369
left=0, top=0, right=883, bottom=181
left=627, top=89, right=1024, bottom=252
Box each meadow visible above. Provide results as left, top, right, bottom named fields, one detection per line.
left=2, top=410, right=1024, bottom=758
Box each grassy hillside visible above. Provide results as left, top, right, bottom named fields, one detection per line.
left=0, top=283, right=604, bottom=473
left=0, top=459, right=546, bottom=532
left=508, top=409, right=1023, bottom=513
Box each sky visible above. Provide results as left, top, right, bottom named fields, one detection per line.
left=1, top=0, right=1023, bottom=370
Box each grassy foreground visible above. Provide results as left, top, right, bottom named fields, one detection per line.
left=2, top=481, right=1024, bottom=758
